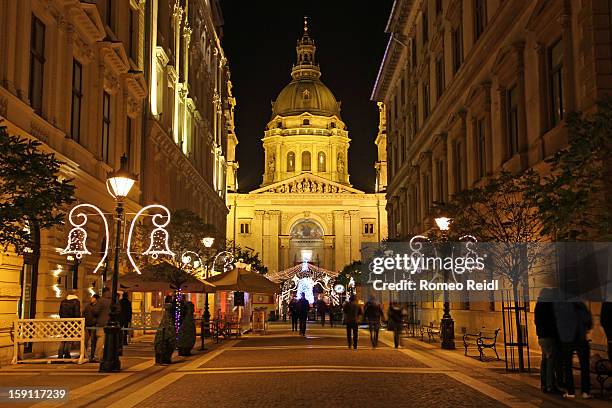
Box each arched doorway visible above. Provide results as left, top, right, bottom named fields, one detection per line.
left=289, top=219, right=324, bottom=266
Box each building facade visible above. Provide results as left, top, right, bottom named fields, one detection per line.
left=372, top=0, right=611, bottom=348
left=227, top=20, right=387, bottom=275
left=0, top=0, right=232, bottom=363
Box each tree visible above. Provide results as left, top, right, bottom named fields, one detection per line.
left=442, top=170, right=547, bottom=372
left=133, top=209, right=218, bottom=290
left=532, top=99, right=612, bottom=241
left=227, top=241, right=268, bottom=274
left=335, top=261, right=362, bottom=291
left=0, top=125, right=75, bottom=317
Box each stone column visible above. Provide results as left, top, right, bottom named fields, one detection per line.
left=333, top=210, right=345, bottom=271
left=279, top=236, right=290, bottom=271
left=268, top=210, right=280, bottom=274
left=323, top=235, right=334, bottom=271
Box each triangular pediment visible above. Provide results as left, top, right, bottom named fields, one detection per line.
left=250, top=173, right=364, bottom=195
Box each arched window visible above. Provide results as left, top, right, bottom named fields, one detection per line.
left=301, top=151, right=311, bottom=171
left=302, top=118, right=310, bottom=126
left=317, top=152, right=326, bottom=172
left=287, top=152, right=295, bottom=172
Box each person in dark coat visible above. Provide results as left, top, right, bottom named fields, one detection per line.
left=296, top=293, right=310, bottom=336
left=82, top=294, right=99, bottom=361
left=288, top=294, right=298, bottom=332
left=387, top=301, right=402, bottom=348
left=58, top=291, right=80, bottom=358
left=316, top=297, right=328, bottom=327
left=177, top=301, right=196, bottom=356
left=155, top=302, right=176, bottom=364
left=119, top=292, right=133, bottom=346
left=343, top=295, right=363, bottom=349
left=92, top=287, right=111, bottom=362
left=364, top=296, right=384, bottom=348
left=554, top=300, right=593, bottom=399
left=602, top=301, right=612, bottom=360
left=534, top=288, right=560, bottom=393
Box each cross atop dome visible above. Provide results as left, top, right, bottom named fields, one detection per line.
left=293, top=17, right=319, bottom=79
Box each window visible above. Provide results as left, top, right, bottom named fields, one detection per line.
left=454, top=140, right=465, bottom=191
left=128, top=7, right=137, bottom=60
left=506, top=85, right=519, bottom=157
left=70, top=60, right=82, bottom=142
left=410, top=185, right=419, bottom=226
left=317, top=152, right=326, bottom=172
left=474, top=0, right=486, bottom=40
left=287, top=152, right=295, bottom=172
left=105, top=0, right=114, bottom=29
left=436, top=0, right=443, bottom=16
left=411, top=103, right=418, bottom=137
left=423, top=82, right=430, bottom=120
left=126, top=117, right=133, bottom=171
left=477, top=118, right=486, bottom=178
left=548, top=39, right=564, bottom=127
left=452, top=26, right=463, bottom=74
left=435, top=56, right=444, bottom=99
left=422, top=9, right=429, bottom=44
left=436, top=160, right=445, bottom=201
left=29, top=16, right=45, bottom=115
left=301, top=151, right=311, bottom=171
left=239, top=222, right=250, bottom=234
left=411, top=37, right=417, bottom=67
left=102, top=92, right=111, bottom=164
left=302, top=118, right=310, bottom=126
left=423, top=173, right=431, bottom=214
left=363, top=222, right=375, bottom=235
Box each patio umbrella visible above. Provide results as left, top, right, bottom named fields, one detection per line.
left=206, top=267, right=279, bottom=294
left=118, top=268, right=216, bottom=293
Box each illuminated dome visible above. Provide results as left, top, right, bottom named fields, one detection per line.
left=272, top=79, right=340, bottom=118
left=271, top=17, right=341, bottom=119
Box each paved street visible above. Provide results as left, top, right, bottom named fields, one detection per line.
left=0, top=323, right=609, bottom=407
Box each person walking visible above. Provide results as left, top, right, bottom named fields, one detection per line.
left=555, top=301, right=593, bottom=399
left=316, top=296, right=327, bottom=327
left=534, top=288, right=560, bottom=394
left=602, top=301, right=612, bottom=360
left=119, top=292, right=132, bottom=346
left=343, top=295, right=362, bottom=349
left=289, top=294, right=298, bottom=332
left=58, top=291, right=80, bottom=359
left=296, top=293, right=310, bottom=336
left=82, top=294, right=99, bottom=361
left=92, top=287, right=111, bottom=363
left=177, top=301, right=196, bottom=356
left=387, top=301, right=402, bottom=348
left=155, top=302, right=176, bottom=365
left=364, top=296, right=384, bottom=348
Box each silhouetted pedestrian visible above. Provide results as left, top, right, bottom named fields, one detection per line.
left=178, top=302, right=196, bottom=356
left=58, top=291, right=80, bottom=359
left=82, top=294, right=99, bottom=361
left=92, top=287, right=111, bottom=362
left=364, top=296, right=383, bottom=348
left=387, top=301, right=402, bottom=348
left=289, top=294, right=298, bottom=331
left=119, top=292, right=132, bottom=346
left=343, top=295, right=362, bottom=349
left=535, top=288, right=560, bottom=394
left=296, top=293, right=310, bottom=336
left=602, top=301, right=612, bottom=360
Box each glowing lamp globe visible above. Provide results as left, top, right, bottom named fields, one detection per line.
left=202, top=237, right=215, bottom=248
left=107, top=155, right=136, bottom=199
left=434, top=216, right=452, bottom=231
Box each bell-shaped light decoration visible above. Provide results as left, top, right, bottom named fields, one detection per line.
left=61, top=227, right=91, bottom=259
left=142, top=228, right=175, bottom=259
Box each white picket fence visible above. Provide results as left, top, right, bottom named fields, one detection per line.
left=12, top=318, right=86, bottom=364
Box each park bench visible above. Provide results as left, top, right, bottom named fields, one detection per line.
left=462, top=328, right=501, bottom=361
left=419, top=321, right=441, bottom=343
left=593, top=357, right=612, bottom=398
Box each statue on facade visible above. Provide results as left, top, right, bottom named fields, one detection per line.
left=267, top=154, right=275, bottom=173
left=337, top=153, right=345, bottom=174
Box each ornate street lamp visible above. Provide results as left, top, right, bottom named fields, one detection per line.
left=435, top=214, right=455, bottom=350
left=101, top=155, right=136, bottom=372
left=201, top=236, right=215, bottom=326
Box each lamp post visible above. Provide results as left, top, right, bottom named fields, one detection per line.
left=435, top=215, right=455, bottom=350
left=101, top=155, right=136, bottom=372
left=201, top=236, right=215, bottom=326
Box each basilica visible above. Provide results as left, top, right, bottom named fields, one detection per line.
left=226, top=19, right=387, bottom=276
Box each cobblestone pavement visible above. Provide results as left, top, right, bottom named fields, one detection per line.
left=0, top=322, right=610, bottom=408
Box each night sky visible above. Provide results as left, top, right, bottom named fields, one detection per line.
left=219, top=1, right=393, bottom=192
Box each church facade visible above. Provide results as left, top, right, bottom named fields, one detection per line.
left=227, top=19, right=387, bottom=275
